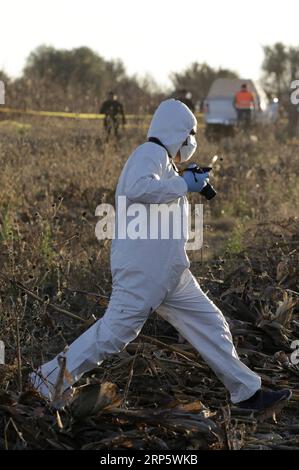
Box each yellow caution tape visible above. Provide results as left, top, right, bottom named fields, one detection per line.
left=0, top=107, right=104, bottom=119
left=0, top=106, right=203, bottom=121
left=0, top=107, right=156, bottom=120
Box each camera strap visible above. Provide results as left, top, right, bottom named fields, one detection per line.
left=148, top=137, right=169, bottom=155
left=147, top=137, right=179, bottom=173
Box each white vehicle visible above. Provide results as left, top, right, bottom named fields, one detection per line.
left=203, top=78, right=278, bottom=139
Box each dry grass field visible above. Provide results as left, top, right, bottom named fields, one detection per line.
left=0, top=116, right=298, bottom=449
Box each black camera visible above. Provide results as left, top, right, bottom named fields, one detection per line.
left=184, top=164, right=217, bottom=200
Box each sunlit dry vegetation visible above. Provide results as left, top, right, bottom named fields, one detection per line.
left=0, top=115, right=298, bottom=449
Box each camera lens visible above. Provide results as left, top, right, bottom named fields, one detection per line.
left=200, top=183, right=217, bottom=200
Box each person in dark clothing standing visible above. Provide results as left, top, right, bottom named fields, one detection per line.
left=100, top=92, right=126, bottom=141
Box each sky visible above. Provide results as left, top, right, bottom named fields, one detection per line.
left=0, top=0, right=298, bottom=89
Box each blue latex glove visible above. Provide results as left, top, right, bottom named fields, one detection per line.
left=181, top=167, right=209, bottom=193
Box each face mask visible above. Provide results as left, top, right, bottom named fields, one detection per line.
left=180, top=134, right=197, bottom=162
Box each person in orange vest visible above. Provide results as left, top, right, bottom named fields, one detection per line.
left=234, top=84, right=255, bottom=127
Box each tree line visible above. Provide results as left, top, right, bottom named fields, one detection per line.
left=0, top=42, right=298, bottom=114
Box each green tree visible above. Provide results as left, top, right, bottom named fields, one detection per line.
left=262, top=43, right=289, bottom=98
left=262, top=43, right=299, bottom=98
left=262, top=42, right=299, bottom=136
left=170, top=62, right=238, bottom=106
left=0, top=70, right=10, bottom=82
left=21, top=45, right=127, bottom=112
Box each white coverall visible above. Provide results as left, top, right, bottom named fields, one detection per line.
left=32, top=99, right=261, bottom=404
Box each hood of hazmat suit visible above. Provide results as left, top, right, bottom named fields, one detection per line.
left=109, top=98, right=197, bottom=310
left=147, top=99, right=197, bottom=158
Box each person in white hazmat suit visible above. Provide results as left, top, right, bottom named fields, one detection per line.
left=31, top=99, right=291, bottom=411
